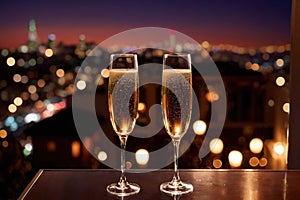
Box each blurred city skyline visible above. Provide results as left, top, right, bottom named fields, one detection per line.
left=0, top=0, right=292, bottom=48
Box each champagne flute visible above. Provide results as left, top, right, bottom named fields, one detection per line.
left=107, top=54, right=140, bottom=196
left=160, top=53, right=193, bottom=195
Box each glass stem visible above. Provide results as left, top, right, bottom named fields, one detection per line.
left=119, top=136, right=128, bottom=187
left=173, top=139, right=181, bottom=184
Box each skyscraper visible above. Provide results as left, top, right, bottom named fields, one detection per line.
left=27, top=19, right=39, bottom=52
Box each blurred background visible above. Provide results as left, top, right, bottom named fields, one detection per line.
left=0, top=0, right=292, bottom=199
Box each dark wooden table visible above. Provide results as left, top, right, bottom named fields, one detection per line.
left=19, top=169, right=300, bottom=200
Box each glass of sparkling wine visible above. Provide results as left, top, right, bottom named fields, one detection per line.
left=107, top=54, right=140, bottom=196
left=160, top=53, right=193, bottom=195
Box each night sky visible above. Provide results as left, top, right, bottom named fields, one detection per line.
left=0, top=0, right=292, bottom=48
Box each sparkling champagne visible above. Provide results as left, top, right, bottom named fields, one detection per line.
left=162, top=69, right=192, bottom=140
left=108, top=69, right=138, bottom=136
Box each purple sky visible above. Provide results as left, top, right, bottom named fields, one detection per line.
left=0, top=0, right=292, bottom=48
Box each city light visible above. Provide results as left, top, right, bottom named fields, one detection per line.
left=249, top=138, right=263, bottom=154
left=25, top=143, right=33, bottom=151
left=135, top=149, right=149, bottom=166
left=282, top=103, right=290, bottom=113
left=8, top=104, right=17, bottom=113
left=56, top=69, right=65, bottom=78
left=2, top=141, right=9, bottom=148
left=17, top=59, right=25, bottom=67
left=273, top=142, right=285, bottom=155
left=193, top=120, right=207, bottom=135
left=37, top=79, right=46, bottom=88
left=24, top=113, right=41, bottom=123
left=6, top=57, right=15, bottom=66
left=28, top=85, right=37, bottom=94
left=209, top=138, right=224, bottom=154
left=14, top=97, right=23, bottom=106
left=45, top=48, right=53, bottom=57
left=228, top=150, right=243, bottom=168
left=13, top=74, right=22, bottom=82
left=276, top=76, right=285, bottom=87
left=276, top=58, right=284, bottom=67
left=0, top=129, right=7, bottom=139
left=268, top=99, right=275, bottom=107
left=251, top=63, right=260, bottom=71
left=97, top=151, right=108, bottom=161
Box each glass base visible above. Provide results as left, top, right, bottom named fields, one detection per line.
left=107, top=182, right=140, bottom=197
left=160, top=180, right=193, bottom=196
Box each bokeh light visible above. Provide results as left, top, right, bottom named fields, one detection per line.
left=97, top=151, right=108, bottom=161
left=249, top=157, right=259, bottom=167
left=228, top=150, right=243, bottom=168
left=14, top=97, right=23, bottom=106
left=56, top=69, right=65, bottom=78
left=6, top=57, right=15, bottom=66
left=273, top=142, right=285, bottom=155
left=249, top=138, right=263, bottom=154
left=13, top=74, right=22, bottom=82
left=138, top=102, right=146, bottom=112
left=209, top=138, right=224, bottom=154
left=135, top=149, right=150, bottom=166
left=276, top=76, right=285, bottom=87
left=8, top=104, right=17, bottom=113
left=276, top=58, right=284, bottom=67
left=0, top=129, right=7, bottom=139
left=193, top=120, right=207, bottom=135
left=76, top=80, right=86, bottom=90
left=282, top=103, right=289, bottom=113
left=213, top=159, right=222, bottom=168
left=45, top=48, right=53, bottom=57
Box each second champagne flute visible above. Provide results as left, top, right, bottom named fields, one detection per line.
left=107, top=54, right=140, bottom=197
left=160, top=53, right=193, bottom=195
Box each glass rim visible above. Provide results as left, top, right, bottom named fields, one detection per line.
left=110, top=53, right=138, bottom=70
left=163, top=53, right=191, bottom=59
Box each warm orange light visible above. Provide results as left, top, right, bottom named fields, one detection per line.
left=205, top=91, right=219, bottom=102
left=71, top=141, right=81, bottom=158
left=37, top=79, right=46, bottom=88
left=138, top=102, right=146, bottom=112
left=28, top=85, right=37, bottom=94
left=56, top=69, right=65, bottom=78
left=213, top=159, right=222, bottom=168
left=0, top=130, right=7, bottom=139
left=47, top=141, right=56, bottom=152
left=249, top=157, right=259, bottom=167
left=251, top=63, right=260, bottom=71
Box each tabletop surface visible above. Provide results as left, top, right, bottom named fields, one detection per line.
left=19, top=169, right=300, bottom=200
